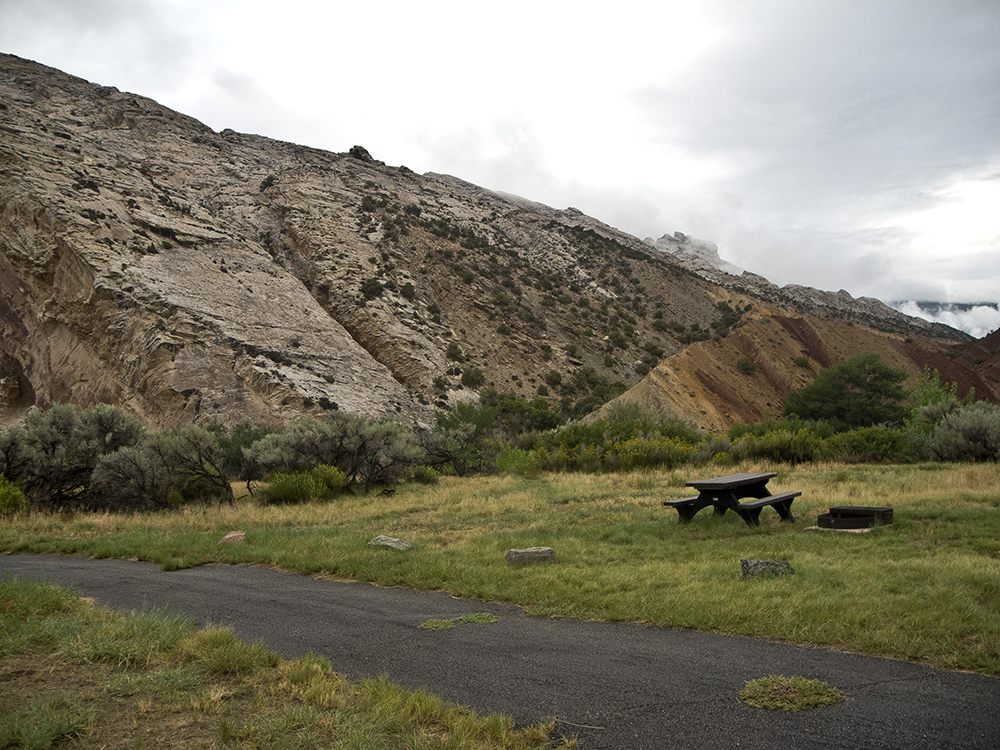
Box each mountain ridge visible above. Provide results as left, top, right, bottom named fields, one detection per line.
left=1, top=53, right=994, bottom=433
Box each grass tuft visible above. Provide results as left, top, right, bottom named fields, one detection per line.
left=419, top=612, right=500, bottom=630
left=739, top=674, right=848, bottom=711
left=0, top=695, right=96, bottom=749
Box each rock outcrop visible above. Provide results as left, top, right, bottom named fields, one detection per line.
left=0, top=54, right=987, bottom=432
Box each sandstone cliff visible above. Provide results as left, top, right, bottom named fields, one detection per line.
left=0, top=54, right=989, bottom=431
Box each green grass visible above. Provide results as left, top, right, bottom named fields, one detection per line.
left=0, top=578, right=574, bottom=749
left=2, top=462, right=1000, bottom=673
left=419, top=612, right=500, bottom=630
left=0, top=695, right=96, bottom=750
left=739, top=675, right=848, bottom=711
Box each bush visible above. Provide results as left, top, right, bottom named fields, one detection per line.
left=730, top=428, right=822, bottom=465
left=0, top=475, right=27, bottom=516
left=263, top=465, right=348, bottom=504
left=262, top=472, right=322, bottom=504
left=736, top=356, right=757, bottom=375
left=495, top=445, right=534, bottom=475
left=246, top=412, right=422, bottom=490
left=929, top=401, right=1000, bottom=462
left=309, top=464, right=349, bottom=496
left=90, top=443, right=173, bottom=510
left=823, top=426, right=917, bottom=463
left=532, top=435, right=693, bottom=473
left=461, top=368, right=485, bottom=388
left=17, top=403, right=147, bottom=509
left=409, top=465, right=440, bottom=485
left=360, top=278, right=384, bottom=299
left=423, top=402, right=499, bottom=477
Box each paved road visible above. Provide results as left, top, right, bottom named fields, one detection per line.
left=3, top=554, right=998, bottom=749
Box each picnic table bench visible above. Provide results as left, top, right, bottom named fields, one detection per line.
left=663, top=472, right=799, bottom=527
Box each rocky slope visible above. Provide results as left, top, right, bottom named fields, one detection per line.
left=0, top=54, right=990, bottom=431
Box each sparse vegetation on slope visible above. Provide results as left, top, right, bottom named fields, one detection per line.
left=1, top=52, right=985, bottom=436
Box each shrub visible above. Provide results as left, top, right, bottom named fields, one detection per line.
left=461, top=368, right=485, bottom=388
left=262, top=472, right=322, bottom=504
left=823, top=426, right=917, bottom=463
left=736, top=357, right=757, bottom=376
left=0, top=475, right=27, bottom=516
left=400, top=282, right=416, bottom=301
left=263, top=465, right=347, bottom=504
left=495, top=445, right=534, bottom=475
left=246, top=412, right=422, bottom=490
left=0, top=425, right=28, bottom=484
left=409, top=465, right=440, bottom=485
left=309, top=464, right=349, bottom=496
left=156, top=424, right=235, bottom=506
left=423, top=401, right=499, bottom=477
left=16, top=403, right=147, bottom=509
left=90, top=443, right=173, bottom=510
left=360, top=278, right=384, bottom=299
left=730, top=428, right=822, bottom=465
left=929, top=401, right=1000, bottom=462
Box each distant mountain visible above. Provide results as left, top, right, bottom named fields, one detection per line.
left=1, top=53, right=993, bottom=432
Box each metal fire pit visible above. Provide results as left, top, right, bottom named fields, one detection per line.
left=817, top=506, right=893, bottom=529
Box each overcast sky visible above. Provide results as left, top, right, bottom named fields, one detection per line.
left=3, top=0, right=998, bottom=335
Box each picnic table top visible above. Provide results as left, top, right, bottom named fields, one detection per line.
left=685, top=472, right=777, bottom=490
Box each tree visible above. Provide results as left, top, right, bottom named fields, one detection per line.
left=90, top=441, right=173, bottom=510
left=783, top=353, right=908, bottom=429
left=152, top=424, right=235, bottom=506
left=20, top=403, right=145, bottom=508
left=0, top=424, right=29, bottom=485
left=423, top=401, right=499, bottom=476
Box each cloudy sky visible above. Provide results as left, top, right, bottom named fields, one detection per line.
left=3, top=0, right=999, bottom=335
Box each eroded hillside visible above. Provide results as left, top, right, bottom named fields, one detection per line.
left=601, top=312, right=997, bottom=431
left=0, top=53, right=987, bottom=431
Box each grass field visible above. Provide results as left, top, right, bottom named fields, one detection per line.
left=3, top=461, right=999, bottom=676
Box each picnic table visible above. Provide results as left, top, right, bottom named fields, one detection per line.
left=663, top=472, right=799, bottom=527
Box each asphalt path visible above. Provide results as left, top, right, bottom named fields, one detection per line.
left=3, top=554, right=998, bottom=749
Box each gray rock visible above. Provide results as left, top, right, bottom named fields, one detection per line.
left=368, top=535, right=413, bottom=551
left=741, top=559, right=794, bottom=579
left=218, top=530, right=246, bottom=545
left=506, top=547, right=556, bottom=565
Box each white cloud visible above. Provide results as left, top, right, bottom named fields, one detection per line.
left=895, top=302, right=1000, bottom=339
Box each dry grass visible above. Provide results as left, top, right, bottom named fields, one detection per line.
left=0, top=579, right=574, bottom=749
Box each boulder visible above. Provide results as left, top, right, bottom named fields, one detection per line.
left=505, top=547, right=556, bottom=565
left=368, top=535, right=413, bottom=551
left=741, top=559, right=794, bottom=579
left=218, top=530, right=246, bottom=545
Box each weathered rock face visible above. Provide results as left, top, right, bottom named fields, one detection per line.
left=0, top=54, right=986, bottom=432
left=0, top=56, right=439, bottom=428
